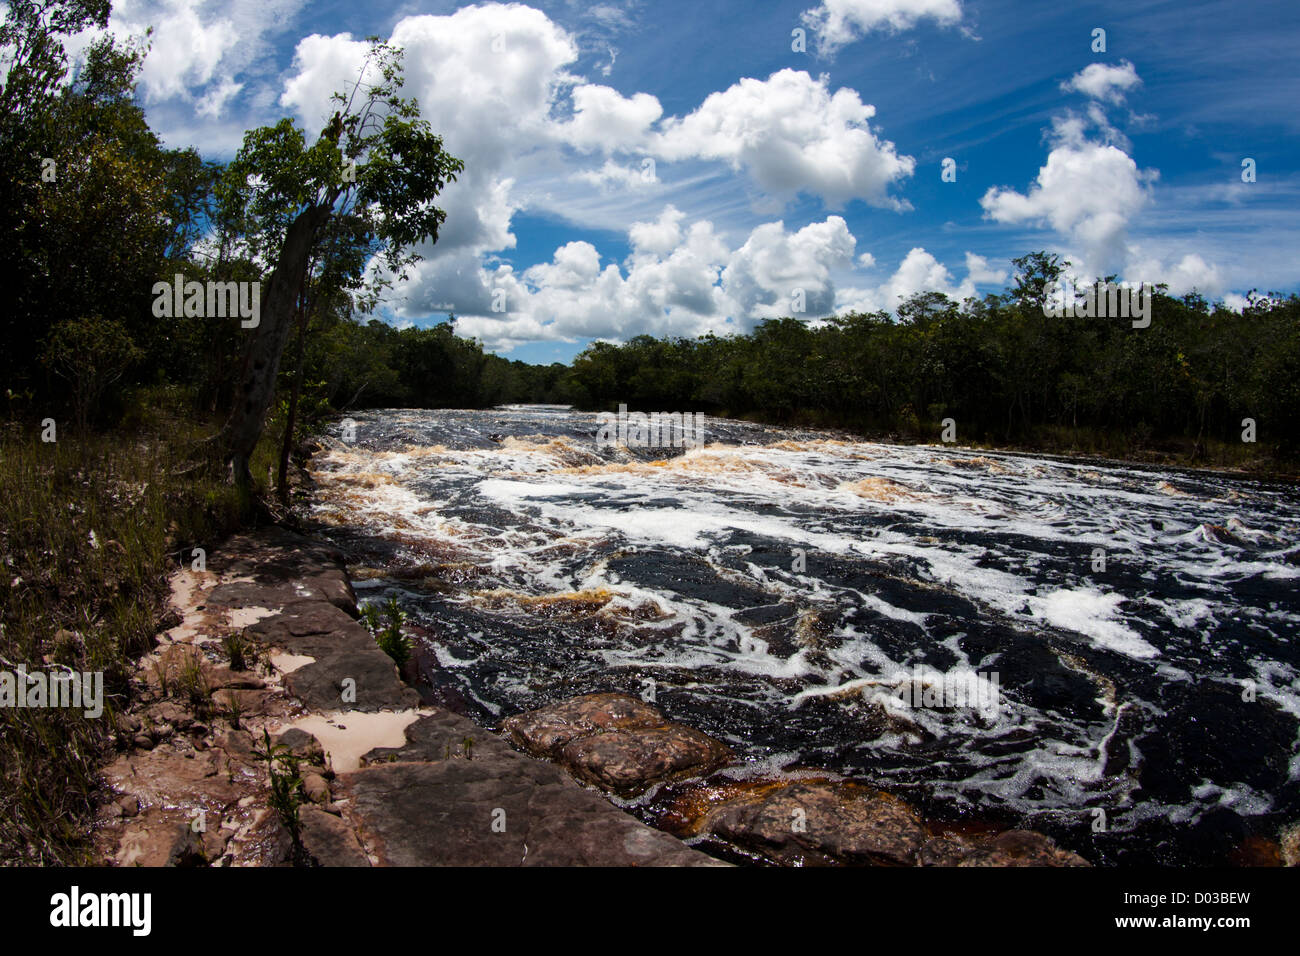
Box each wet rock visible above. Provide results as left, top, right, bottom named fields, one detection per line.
left=946, top=829, right=1090, bottom=867
left=299, top=807, right=370, bottom=867
left=916, top=833, right=973, bottom=866
left=1282, top=822, right=1300, bottom=867
left=502, top=693, right=731, bottom=795
left=560, top=726, right=733, bottom=796
left=117, top=794, right=140, bottom=818
left=133, top=733, right=155, bottom=750
left=696, top=779, right=925, bottom=866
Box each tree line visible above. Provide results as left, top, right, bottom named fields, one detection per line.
left=562, top=265, right=1300, bottom=463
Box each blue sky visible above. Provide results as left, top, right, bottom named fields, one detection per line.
left=90, top=0, right=1300, bottom=362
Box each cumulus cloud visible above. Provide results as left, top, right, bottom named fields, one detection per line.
left=561, top=84, right=662, bottom=152
left=721, top=216, right=857, bottom=318
left=429, top=212, right=874, bottom=350
left=980, top=126, right=1157, bottom=277
left=1126, top=250, right=1225, bottom=297
left=77, top=0, right=306, bottom=117
left=279, top=2, right=581, bottom=299
left=451, top=216, right=731, bottom=349
left=1062, top=60, right=1141, bottom=104
left=268, top=5, right=943, bottom=350
left=628, top=206, right=687, bottom=256
left=835, top=247, right=994, bottom=313
left=801, top=0, right=963, bottom=56
left=654, top=69, right=915, bottom=209
left=979, top=76, right=1230, bottom=294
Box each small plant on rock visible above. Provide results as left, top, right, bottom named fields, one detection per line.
left=174, top=655, right=212, bottom=717
left=223, top=631, right=253, bottom=672
left=252, top=728, right=304, bottom=859
left=362, top=597, right=412, bottom=671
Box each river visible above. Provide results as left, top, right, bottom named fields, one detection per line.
left=305, top=405, right=1300, bottom=865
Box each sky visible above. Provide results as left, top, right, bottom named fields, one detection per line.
left=81, top=0, right=1300, bottom=363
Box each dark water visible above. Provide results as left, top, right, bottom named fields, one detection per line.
left=306, top=406, right=1300, bottom=865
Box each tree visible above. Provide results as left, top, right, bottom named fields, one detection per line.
left=41, top=315, right=142, bottom=434
left=216, top=38, right=463, bottom=487
left=0, top=1, right=170, bottom=399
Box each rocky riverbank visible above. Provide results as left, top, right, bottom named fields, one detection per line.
left=93, top=526, right=716, bottom=866
left=91, top=524, right=1100, bottom=867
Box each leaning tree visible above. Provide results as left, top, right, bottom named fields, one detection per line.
left=216, top=39, right=463, bottom=488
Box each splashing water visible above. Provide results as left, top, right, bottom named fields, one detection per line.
left=307, top=406, right=1300, bottom=864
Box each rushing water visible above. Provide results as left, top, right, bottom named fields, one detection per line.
left=306, top=405, right=1300, bottom=865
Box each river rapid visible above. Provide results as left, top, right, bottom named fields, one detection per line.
left=305, top=405, right=1300, bottom=865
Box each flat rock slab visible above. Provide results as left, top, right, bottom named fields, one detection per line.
left=361, top=710, right=519, bottom=766
left=206, top=572, right=357, bottom=619
left=502, top=692, right=731, bottom=796
left=248, top=603, right=419, bottom=712
left=336, top=758, right=723, bottom=866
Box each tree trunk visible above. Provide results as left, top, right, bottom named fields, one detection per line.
left=221, top=205, right=330, bottom=488
left=277, top=307, right=308, bottom=506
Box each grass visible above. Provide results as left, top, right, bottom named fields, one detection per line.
left=361, top=597, right=412, bottom=671
left=0, top=385, right=277, bottom=864
left=251, top=728, right=304, bottom=860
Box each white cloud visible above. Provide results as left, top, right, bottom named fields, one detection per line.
left=430, top=213, right=867, bottom=350
left=654, top=69, right=915, bottom=209
left=573, top=158, right=660, bottom=190
left=279, top=3, right=580, bottom=281
left=978, top=94, right=1234, bottom=296
left=629, top=206, right=686, bottom=256
left=721, top=216, right=857, bottom=318
left=801, top=0, right=963, bottom=56
left=1125, top=250, right=1225, bottom=297
left=964, top=251, right=1006, bottom=285
left=836, top=247, right=995, bottom=313
left=83, top=0, right=305, bottom=114
left=196, top=79, right=243, bottom=119
left=980, top=133, right=1157, bottom=277
left=561, top=83, right=662, bottom=152
left=1062, top=60, right=1142, bottom=104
